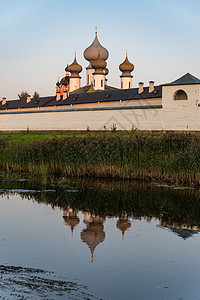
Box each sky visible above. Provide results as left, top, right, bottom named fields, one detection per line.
left=1, top=0, right=200, bottom=99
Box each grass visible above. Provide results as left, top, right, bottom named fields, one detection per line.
left=0, top=131, right=200, bottom=185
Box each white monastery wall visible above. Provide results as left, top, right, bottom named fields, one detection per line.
left=1, top=84, right=200, bottom=131
left=0, top=107, right=163, bottom=131
left=162, top=84, right=200, bottom=130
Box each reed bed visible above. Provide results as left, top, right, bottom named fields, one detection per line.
left=0, top=132, right=200, bottom=185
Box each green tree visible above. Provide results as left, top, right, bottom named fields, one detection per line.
left=18, top=91, right=29, bottom=100
left=33, top=91, right=39, bottom=98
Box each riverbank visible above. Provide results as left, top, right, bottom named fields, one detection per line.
left=0, top=131, right=200, bottom=185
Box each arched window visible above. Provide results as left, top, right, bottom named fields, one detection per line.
left=174, top=90, right=188, bottom=100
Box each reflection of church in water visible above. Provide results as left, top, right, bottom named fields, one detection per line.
left=62, top=207, right=132, bottom=262
left=62, top=207, right=200, bottom=261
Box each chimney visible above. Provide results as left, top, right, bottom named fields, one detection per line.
left=149, top=81, right=154, bottom=93
left=138, top=82, right=144, bottom=94
left=2, top=97, right=6, bottom=105
left=27, top=95, right=31, bottom=103
left=56, top=92, right=61, bottom=101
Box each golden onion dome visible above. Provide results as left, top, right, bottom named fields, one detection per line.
left=67, top=54, right=82, bottom=74
left=84, top=28, right=109, bottom=61
left=91, top=51, right=107, bottom=70
left=119, top=52, right=134, bottom=73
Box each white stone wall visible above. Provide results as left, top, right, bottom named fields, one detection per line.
left=0, top=107, right=163, bottom=131
left=1, top=83, right=200, bottom=131
left=162, top=84, right=200, bottom=130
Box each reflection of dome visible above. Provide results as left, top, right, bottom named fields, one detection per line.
left=117, top=220, right=131, bottom=239
left=63, top=216, right=80, bottom=234
left=81, top=222, right=105, bottom=262
left=62, top=208, right=80, bottom=235
left=84, top=29, right=109, bottom=61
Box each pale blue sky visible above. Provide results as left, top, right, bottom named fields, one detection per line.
left=1, top=0, right=200, bottom=99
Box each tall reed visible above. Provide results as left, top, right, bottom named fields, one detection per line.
left=0, top=132, right=200, bottom=185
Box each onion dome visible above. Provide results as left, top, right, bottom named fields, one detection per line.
left=60, top=75, right=69, bottom=86
left=104, top=67, right=109, bottom=76
left=84, top=28, right=109, bottom=61
left=119, top=51, right=134, bottom=78
left=91, top=51, right=107, bottom=75
left=56, top=76, right=60, bottom=86
left=65, top=66, right=68, bottom=72
left=67, top=53, right=82, bottom=78
left=86, top=62, right=93, bottom=70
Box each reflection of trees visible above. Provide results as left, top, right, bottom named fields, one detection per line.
left=1, top=175, right=200, bottom=231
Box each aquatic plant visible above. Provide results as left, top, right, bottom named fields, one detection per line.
left=0, top=132, right=200, bottom=185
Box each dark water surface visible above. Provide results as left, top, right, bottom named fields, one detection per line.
left=0, top=176, right=200, bottom=300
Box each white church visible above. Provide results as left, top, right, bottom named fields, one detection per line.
left=1, top=29, right=200, bottom=132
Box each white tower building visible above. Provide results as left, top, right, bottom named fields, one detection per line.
left=83, top=28, right=109, bottom=86
left=67, top=53, right=82, bottom=92
left=91, top=51, right=107, bottom=90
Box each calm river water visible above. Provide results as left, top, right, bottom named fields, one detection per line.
left=0, top=176, right=200, bottom=300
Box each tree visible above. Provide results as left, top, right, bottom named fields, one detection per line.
left=33, top=91, right=39, bottom=98
left=18, top=91, right=29, bottom=100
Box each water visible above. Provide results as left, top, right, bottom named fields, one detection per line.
left=0, top=176, right=200, bottom=299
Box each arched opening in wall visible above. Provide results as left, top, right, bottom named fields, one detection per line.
left=174, top=90, right=188, bottom=100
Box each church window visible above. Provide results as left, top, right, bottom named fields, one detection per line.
left=174, top=90, right=188, bottom=100
left=129, top=82, right=131, bottom=89
left=101, top=80, right=103, bottom=87
left=121, top=82, right=123, bottom=89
